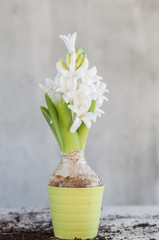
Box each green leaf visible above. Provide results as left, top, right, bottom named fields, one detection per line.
left=57, top=100, right=82, bottom=154
left=40, top=106, right=63, bottom=150
left=78, top=100, right=96, bottom=150
left=45, top=93, right=64, bottom=152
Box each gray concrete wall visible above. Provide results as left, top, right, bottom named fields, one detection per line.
left=0, top=0, right=159, bottom=207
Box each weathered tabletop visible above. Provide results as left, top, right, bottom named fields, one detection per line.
left=0, top=206, right=159, bottom=240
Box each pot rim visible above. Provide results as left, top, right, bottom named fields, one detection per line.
left=47, top=184, right=104, bottom=190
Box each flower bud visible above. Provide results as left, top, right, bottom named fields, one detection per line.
left=66, top=53, right=70, bottom=67
left=76, top=53, right=84, bottom=70
left=81, top=52, right=86, bottom=66
left=57, top=58, right=68, bottom=70
left=76, top=48, right=83, bottom=59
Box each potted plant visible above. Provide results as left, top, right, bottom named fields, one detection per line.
left=39, top=32, right=108, bottom=239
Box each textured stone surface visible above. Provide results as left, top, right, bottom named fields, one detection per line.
left=0, top=0, right=159, bottom=207
left=0, top=207, right=159, bottom=239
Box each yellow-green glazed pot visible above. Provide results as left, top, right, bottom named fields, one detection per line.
left=47, top=185, right=104, bottom=239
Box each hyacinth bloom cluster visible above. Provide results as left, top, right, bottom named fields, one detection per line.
left=40, top=33, right=108, bottom=154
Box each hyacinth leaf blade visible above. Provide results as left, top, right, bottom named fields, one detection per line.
left=45, top=93, right=64, bottom=151
left=40, top=106, right=63, bottom=151
left=57, top=100, right=82, bottom=154
left=78, top=100, right=96, bottom=150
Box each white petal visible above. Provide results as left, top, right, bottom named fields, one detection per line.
left=68, top=104, right=78, bottom=114
left=69, top=33, right=77, bottom=52
left=63, top=93, right=71, bottom=103
left=45, top=78, right=54, bottom=88
left=96, top=108, right=105, bottom=114
left=66, top=79, right=75, bottom=91
left=87, top=66, right=97, bottom=78
left=69, top=61, right=75, bottom=72
left=81, top=116, right=92, bottom=128
left=39, top=83, right=45, bottom=90
left=77, top=102, right=90, bottom=116
left=85, top=100, right=92, bottom=113
left=76, top=66, right=84, bottom=78
left=85, top=112, right=97, bottom=121
left=70, top=117, right=82, bottom=133
left=103, top=96, right=108, bottom=102
left=69, top=52, right=76, bottom=72
left=56, top=87, right=64, bottom=93
left=96, top=98, right=104, bottom=107
left=59, top=33, right=77, bottom=53
left=54, top=73, right=61, bottom=87
left=82, top=58, right=89, bottom=70
left=59, top=76, right=66, bottom=91
left=96, top=112, right=102, bottom=118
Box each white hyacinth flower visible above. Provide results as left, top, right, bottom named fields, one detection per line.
left=69, top=103, right=97, bottom=133
left=56, top=65, right=84, bottom=103
left=39, top=74, right=62, bottom=106
left=40, top=32, right=108, bottom=133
